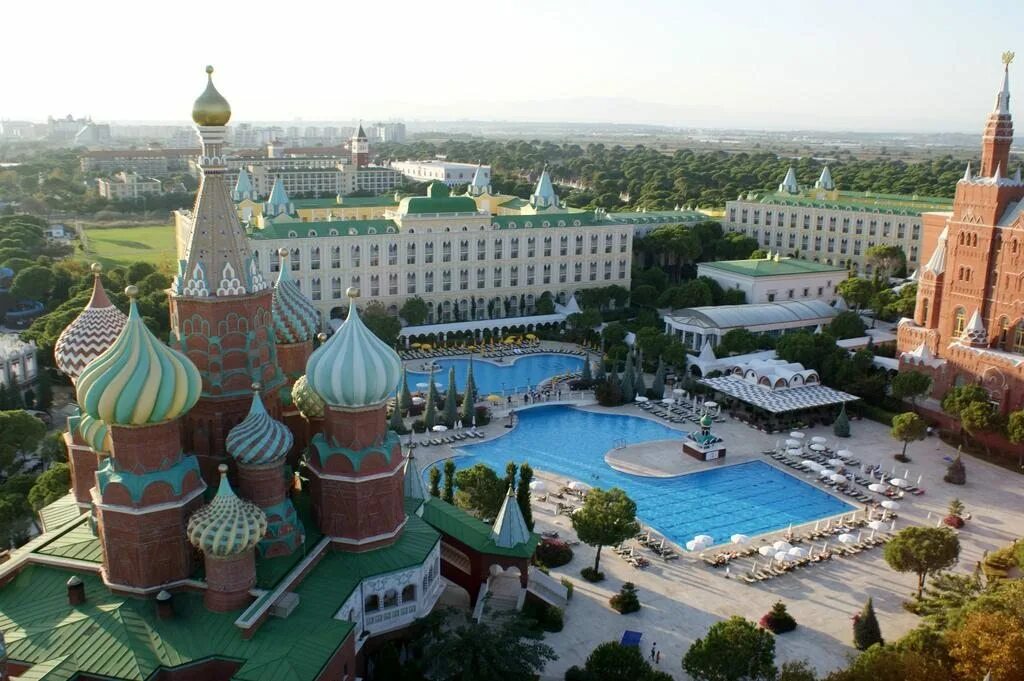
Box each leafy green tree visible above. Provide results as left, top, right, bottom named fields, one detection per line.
left=717, top=328, right=760, bottom=356
left=891, top=371, right=931, bottom=410
left=683, top=616, right=777, bottom=681
left=827, top=310, right=866, bottom=339
left=833, top=404, right=850, bottom=438
left=359, top=300, right=401, bottom=345
left=454, top=463, right=506, bottom=519
left=837, top=277, right=876, bottom=311
left=940, top=383, right=989, bottom=417
left=37, top=432, right=67, bottom=464
left=516, top=463, right=534, bottom=531
left=27, top=463, right=71, bottom=510
left=891, top=412, right=927, bottom=459
left=866, top=245, right=907, bottom=280
left=10, top=265, right=55, bottom=300
left=428, top=467, right=441, bottom=498
left=960, top=400, right=1003, bottom=456
left=777, top=660, right=817, bottom=681
left=419, top=611, right=556, bottom=681
left=602, top=322, right=628, bottom=347
left=535, top=292, right=555, bottom=314
left=883, top=526, right=961, bottom=598
left=400, top=296, right=429, bottom=325
left=824, top=644, right=949, bottom=681
left=853, top=598, right=884, bottom=650
left=442, top=459, right=456, bottom=504
left=0, top=410, right=46, bottom=472
left=571, top=487, right=640, bottom=572
left=579, top=641, right=665, bottom=681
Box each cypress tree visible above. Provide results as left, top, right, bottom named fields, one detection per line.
left=428, top=467, right=441, bottom=497
left=853, top=598, right=884, bottom=650
left=504, top=462, right=518, bottom=491
left=388, top=403, right=405, bottom=433
left=517, top=463, right=535, bottom=530
left=399, top=367, right=412, bottom=413
left=594, top=359, right=606, bottom=381
left=581, top=356, right=593, bottom=382
left=621, top=360, right=635, bottom=403
left=634, top=349, right=647, bottom=395
left=424, top=372, right=438, bottom=429
left=652, top=357, right=666, bottom=398
left=834, top=403, right=851, bottom=438
left=442, top=460, right=456, bottom=503
left=444, top=367, right=459, bottom=426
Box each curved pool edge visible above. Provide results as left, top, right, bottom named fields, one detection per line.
left=405, top=350, right=589, bottom=374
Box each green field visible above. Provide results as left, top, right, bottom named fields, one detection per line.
left=78, top=224, right=177, bottom=272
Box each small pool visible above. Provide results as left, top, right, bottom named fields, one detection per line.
left=407, top=353, right=584, bottom=396
left=429, top=406, right=853, bottom=546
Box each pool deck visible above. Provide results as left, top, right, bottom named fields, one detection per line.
left=411, top=396, right=1024, bottom=679
left=605, top=439, right=730, bottom=478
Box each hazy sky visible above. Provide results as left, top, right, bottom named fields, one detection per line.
left=3, top=0, right=1021, bottom=131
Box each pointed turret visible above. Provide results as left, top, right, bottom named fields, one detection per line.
left=980, top=53, right=1015, bottom=178
left=351, top=122, right=369, bottom=167
left=923, top=226, right=949, bottom=275
left=54, top=263, right=128, bottom=381
left=467, top=163, right=491, bottom=197
left=962, top=162, right=972, bottom=182
left=491, top=485, right=530, bottom=548
left=778, top=167, right=799, bottom=194
left=961, top=309, right=988, bottom=346
left=266, top=177, right=293, bottom=217
left=530, top=167, right=559, bottom=209
left=814, top=166, right=835, bottom=190
left=232, top=168, right=255, bottom=201
left=404, top=451, right=427, bottom=502
left=698, top=338, right=716, bottom=362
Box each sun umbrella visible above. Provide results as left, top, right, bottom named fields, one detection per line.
left=686, top=539, right=708, bottom=552
left=432, top=425, right=448, bottom=432
left=868, top=483, right=888, bottom=493
left=818, top=468, right=834, bottom=478
left=758, top=545, right=775, bottom=557
left=837, top=449, right=853, bottom=458
left=568, top=481, right=590, bottom=491
left=787, top=547, right=808, bottom=559
left=786, top=448, right=803, bottom=456
left=772, top=540, right=792, bottom=551
left=881, top=500, right=901, bottom=510
left=801, top=460, right=820, bottom=470
left=525, top=333, right=537, bottom=340
left=529, top=480, right=547, bottom=492
left=730, top=534, right=750, bottom=545
left=693, top=534, right=714, bottom=546
left=416, top=382, right=429, bottom=390
left=811, top=436, right=827, bottom=444
left=890, top=478, right=909, bottom=488
left=672, top=388, right=685, bottom=395
left=830, top=473, right=847, bottom=484
left=785, top=438, right=801, bottom=447
left=810, top=443, right=826, bottom=452
left=789, top=431, right=805, bottom=439
left=487, top=394, right=503, bottom=403
left=774, top=551, right=791, bottom=563
left=705, top=401, right=718, bottom=409
left=635, top=396, right=649, bottom=403
left=411, top=396, right=425, bottom=405
left=867, top=520, right=885, bottom=530
left=420, top=344, right=432, bottom=351
left=838, top=533, right=858, bottom=544
left=827, top=458, right=844, bottom=467
left=662, top=398, right=675, bottom=405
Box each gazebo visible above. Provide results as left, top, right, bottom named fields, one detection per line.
left=699, top=373, right=858, bottom=433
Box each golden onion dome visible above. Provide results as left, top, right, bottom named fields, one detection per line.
left=192, top=65, right=231, bottom=126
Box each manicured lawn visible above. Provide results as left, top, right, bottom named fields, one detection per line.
left=78, top=224, right=177, bottom=272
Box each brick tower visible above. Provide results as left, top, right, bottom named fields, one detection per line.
left=351, top=123, right=369, bottom=168
left=169, top=66, right=284, bottom=478
left=304, top=289, right=406, bottom=551
left=75, top=287, right=206, bottom=592
left=53, top=263, right=127, bottom=508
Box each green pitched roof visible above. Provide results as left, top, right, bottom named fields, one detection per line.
left=252, top=218, right=397, bottom=240
left=606, top=210, right=706, bottom=224
left=750, top=189, right=953, bottom=216
left=2, top=514, right=440, bottom=681
left=291, top=196, right=398, bottom=210
left=419, top=498, right=538, bottom=558
left=33, top=520, right=103, bottom=564
left=490, top=212, right=598, bottom=229
left=702, top=257, right=846, bottom=277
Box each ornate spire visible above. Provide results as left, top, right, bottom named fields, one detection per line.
left=226, top=385, right=294, bottom=466
left=961, top=309, right=988, bottom=346
left=491, top=485, right=530, bottom=548
left=530, top=167, right=558, bottom=209
left=187, top=465, right=267, bottom=557
left=176, top=66, right=267, bottom=299
left=54, top=263, right=128, bottom=381
left=962, top=162, right=972, bottom=182
left=233, top=168, right=255, bottom=201
left=76, top=287, right=201, bottom=426
left=403, top=451, right=427, bottom=501
left=981, top=53, right=1014, bottom=177
left=924, top=226, right=949, bottom=275
left=272, top=248, right=318, bottom=344
left=266, top=177, right=292, bottom=216
left=815, top=166, right=834, bottom=190
left=778, top=167, right=799, bottom=194
left=996, top=51, right=1014, bottom=114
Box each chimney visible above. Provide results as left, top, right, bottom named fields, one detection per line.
left=155, top=590, right=174, bottom=620
left=67, top=575, right=85, bottom=605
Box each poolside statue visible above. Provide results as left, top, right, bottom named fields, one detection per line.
left=683, top=400, right=726, bottom=462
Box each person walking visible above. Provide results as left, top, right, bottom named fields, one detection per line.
left=650, top=643, right=656, bottom=661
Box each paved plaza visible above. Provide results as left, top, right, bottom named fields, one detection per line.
left=414, top=396, right=1024, bottom=679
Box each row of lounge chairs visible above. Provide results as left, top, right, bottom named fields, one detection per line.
left=613, top=544, right=653, bottom=569
left=766, top=449, right=926, bottom=498
left=739, top=533, right=894, bottom=584
left=632, top=531, right=679, bottom=561
left=638, top=401, right=726, bottom=425
left=412, top=430, right=487, bottom=447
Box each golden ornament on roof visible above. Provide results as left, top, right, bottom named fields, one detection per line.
left=192, top=65, right=231, bottom=126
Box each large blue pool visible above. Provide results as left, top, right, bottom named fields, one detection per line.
left=407, top=354, right=584, bottom=396
left=430, top=406, right=853, bottom=546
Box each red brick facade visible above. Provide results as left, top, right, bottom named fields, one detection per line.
left=898, top=61, right=1024, bottom=415
left=65, top=431, right=98, bottom=507
left=203, top=550, right=256, bottom=612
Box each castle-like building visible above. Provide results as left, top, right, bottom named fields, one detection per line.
left=898, top=54, right=1024, bottom=414
left=0, top=68, right=539, bottom=681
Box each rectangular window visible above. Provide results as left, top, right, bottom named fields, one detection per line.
left=620, top=233, right=628, bottom=253
left=575, top=235, right=583, bottom=256
left=590, top=261, right=597, bottom=281
left=816, top=215, right=823, bottom=230
left=510, top=238, right=519, bottom=259
left=407, top=273, right=416, bottom=294
left=741, top=209, right=748, bottom=224
left=527, top=237, right=536, bottom=258
left=424, top=242, right=434, bottom=264
left=331, top=246, right=341, bottom=269
left=559, top=263, right=567, bottom=283
left=753, top=210, right=760, bottom=225
left=387, top=243, right=397, bottom=266
left=442, top=270, right=451, bottom=292
left=477, top=268, right=485, bottom=288
left=370, top=275, right=380, bottom=297
left=590, top=234, right=599, bottom=254
left=442, top=241, right=452, bottom=263
left=370, top=244, right=379, bottom=267
left=494, top=239, right=503, bottom=259
left=406, top=243, right=416, bottom=265
left=311, top=278, right=321, bottom=301
left=477, top=238, right=487, bottom=261
left=332, top=277, right=342, bottom=299
left=604, top=261, right=612, bottom=280
left=574, top=262, right=582, bottom=282
left=803, top=215, right=810, bottom=229
left=493, top=266, right=502, bottom=288
left=510, top=266, right=518, bottom=287
left=543, top=264, right=551, bottom=284
left=765, top=210, right=773, bottom=227
left=560, top=236, right=568, bottom=256
left=459, top=269, right=468, bottom=290
left=619, top=260, right=627, bottom=278
left=527, top=265, right=535, bottom=285
left=460, top=240, right=469, bottom=262
left=424, top=272, right=433, bottom=293
left=544, top=237, right=552, bottom=257
left=389, top=273, right=398, bottom=296
left=291, top=249, right=300, bottom=271
left=310, top=247, right=321, bottom=270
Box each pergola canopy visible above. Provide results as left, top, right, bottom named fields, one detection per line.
left=699, top=375, right=858, bottom=414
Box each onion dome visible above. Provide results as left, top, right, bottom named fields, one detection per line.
left=191, top=65, right=231, bottom=126
left=76, top=286, right=201, bottom=426
left=291, top=374, right=324, bottom=419
left=54, top=264, right=128, bottom=381
left=78, top=413, right=111, bottom=454
left=700, top=414, right=713, bottom=428
left=272, top=248, right=319, bottom=344
left=188, top=465, right=267, bottom=557
left=305, top=289, right=402, bottom=408
left=226, top=384, right=294, bottom=465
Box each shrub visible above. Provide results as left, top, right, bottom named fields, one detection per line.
left=944, top=454, right=966, bottom=485
left=561, top=577, right=574, bottom=601
left=759, top=601, right=797, bottom=634
left=982, top=547, right=1016, bottom=580
left=411, top=419, right=427, bottom=433
left=833, top=404, right=851, bottom=437
left=522, top=599, right=564, bottom=632
left=535, top=538, right=574, bottom=568
left=853, top=598, right=884, bottom=650
left=564, top=666, right=592, bottom=681
left=943, top=515, right=965, bottom=529
left=474, top=405, right=491, bottom=426
left=581, top=567, right=604, bottom=583
left=609, top=581, right=641, bottom=614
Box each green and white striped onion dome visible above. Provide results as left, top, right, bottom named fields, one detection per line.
left=291, top=375, right=324, bottom=419
left=272, top=249, right=319, bottom=344
left=187, top=465, right=267, bottom=557
left=305, top=289, right=402, bottom=408
left=226, top=386, right=294, bottom=465
left=76, top=287, right=201, bottom=426
left=78, top=413, right=111, bottom=454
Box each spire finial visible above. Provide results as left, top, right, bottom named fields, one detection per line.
left=346, top=286, right=360, bottom=299
left=90, top=262, right=102, bottom=275
left=278, top=247, right=289, bottom=259
left=251, top=381, right=262, bottom=392
left=124, top=285, right=138, bottom=299
left=1003, top=51, right=1015, bottom=68
left=217, top=463, right=228, bottom=476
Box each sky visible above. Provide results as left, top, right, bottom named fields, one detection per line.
left=2, top=0, right=1022, bottom=132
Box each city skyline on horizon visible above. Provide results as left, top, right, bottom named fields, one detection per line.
left=2, top=0, right=1021, bottom=134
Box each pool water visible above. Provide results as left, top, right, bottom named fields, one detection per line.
left=432, top=406, right=853, bottom=547
left=407, top=354, right=584, bottom=396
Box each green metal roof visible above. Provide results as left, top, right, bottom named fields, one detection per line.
left=701, top=257, right=847, bottom=278
left=419, top=498, right=538, bottom=559
left=291, top=196, right=397, bottom=209
left=2, top=513, right=440, bottom=680
left=490, top=212, right=599, bottom=229
left=33, top=519, right=103, bottom=564
left=252, top=218, right=397, bottom=240
left=748, top=189, right=952, bottom=216
left=498, top=198, right=529, bottom=209
left=401, top=195, right=479, bottom=215
left=606, top=210, right=706, bottom=224
left=37, top=495, right=83, bottom=533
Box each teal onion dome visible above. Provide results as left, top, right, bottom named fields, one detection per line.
left=188, top=465, right=267, bottom=557
left=76, top=287, right=202, bottom=426
left=305, top=289, right=402, bottom=408
left=291, top=375, right=324, bottom=418
left=272, top=248, right=319, bottom=344
left=78, top=413, right=111, bottom=454
left=226, top=385, right=294, bottom=466
left=700, top=414, right=713, bottom=428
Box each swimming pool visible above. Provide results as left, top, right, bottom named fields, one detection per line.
left=432, top=406, right=853, bottom=546
left=407, top=354, right=584, bottom=396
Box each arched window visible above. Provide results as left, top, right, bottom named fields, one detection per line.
left=402, top=585, right=416, bottom=602
left=382, top=589, right=398, bottom=608
left=364, top=594, right=380, bottom=612
left=953, top=308, right=966, bottom=336
left=921, top=298, right=929, bottom=325
left=999, top=317, right=1010, bottom=348
left=1014, top=323, right=1024, bottom=354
